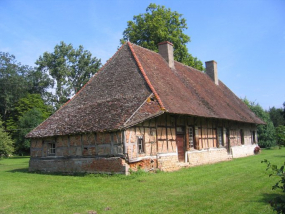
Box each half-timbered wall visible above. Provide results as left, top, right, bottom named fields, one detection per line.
left=125, top=113, right=258, bottom=162
left=29, top=113, right=258, bottom=174
left=30, top=131, right=124, bottom=158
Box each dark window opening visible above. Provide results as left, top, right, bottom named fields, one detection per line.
left=176, top=127, right=184, bottom=135
left=252, top=131, right=256, bottom=144
left=138, top=137, right=144, bottom=154
left=240, top=129, right=244, bottom=145
left=217, top=127, right=224, bottom=147
left=48, top=143, right=55, bottom=156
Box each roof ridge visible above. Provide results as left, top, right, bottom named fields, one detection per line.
left=129, top=43, right=204, bottom=73
left=174, top=60, right=204, bottom=73
left=127, top=42, right=166, bottom=111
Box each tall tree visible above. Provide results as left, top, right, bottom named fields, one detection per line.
left=36, top=41, right=101, bottom=109
left=0, top=117, right=14, bottom=157
left=6, top=93, right=52, bottom=136
left=268, top=107, right=285, bottom=127
left=275, top=125, right=285, bottom=148
left=16, top=108, right=45, bottom=154
left=0, top=52, right=31, bottom=126
left=243, top=98, right=276, bottom=148
left=0, top=52, right=51, bottom=127
left=121, top=3, right=204, bottom=71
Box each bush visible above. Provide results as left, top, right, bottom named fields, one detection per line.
left=262, top=159, right=285, bottom=213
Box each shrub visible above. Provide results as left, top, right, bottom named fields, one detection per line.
left=262, top=159, right=285, bottom=213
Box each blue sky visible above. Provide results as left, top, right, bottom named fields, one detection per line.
left=1, top=0, right=284, bottom=110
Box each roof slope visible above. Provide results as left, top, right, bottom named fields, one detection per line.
left=131, top=43, right=264, bottom=124
left=27, top=42, right=264, bottom=138
left=27, top=44, right=159, bottom=138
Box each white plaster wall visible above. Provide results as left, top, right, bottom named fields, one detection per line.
left=187, top=148, right=229, bottom=166
left=231, top=144, right=257, bottom=158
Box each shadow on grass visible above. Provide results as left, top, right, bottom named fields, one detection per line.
left=260, top=193, right=284, bottom=206
left=9, top=168, right=29, bottom=173
left=8, top=168, right=88, bottom=177
left=7, top=167, right=156, bottom=180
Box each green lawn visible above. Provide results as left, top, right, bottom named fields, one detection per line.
left=0, top=149, right=284, bottom=214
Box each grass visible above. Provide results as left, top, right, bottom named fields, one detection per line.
left=0, top=148, right=284, bottom=214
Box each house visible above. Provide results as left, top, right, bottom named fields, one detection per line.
left=26, top=41, right=264, bottom=174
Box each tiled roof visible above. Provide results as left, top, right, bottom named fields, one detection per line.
left=131, top=43, right=264, bottom=124
left=27, top=42, right=264, bottom=138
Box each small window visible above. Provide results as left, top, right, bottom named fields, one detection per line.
left=251, top=131, right=256, bottom=144
left=240, top=129, right=244, bottom=145
left=176, top=127, right=184, bottom=134
left=48, top=143, right=56, bottom=156
left=188, top=127, right=194, bottom=148
left=217, top=128, right=223, bottom=147
left=137, top=136, right=144, bottom=154
left=150, top=128, right=156, bottom=136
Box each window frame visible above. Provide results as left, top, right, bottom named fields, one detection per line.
left=48, top=143, right=56, bottom=156
left=137, top=136, right=144, bottom=154
left=217, top=127, right=224, bottom=147
left=188, top=126, right=195, bottom=149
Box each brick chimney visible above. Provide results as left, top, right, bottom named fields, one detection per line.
left=205, top=60, right=219, bottom=85
left=158, top=41, right=175, bottom=69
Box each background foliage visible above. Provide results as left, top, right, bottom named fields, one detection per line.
left=0, top=118, right=14, bottom=156
left=121, top=3, right=204, bottom=71
left=243, top=98, right=277, bottom=148
left=0, top=42, right=100, bottom=155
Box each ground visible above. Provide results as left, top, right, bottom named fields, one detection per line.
left=0, top=148, right=283, bottom=214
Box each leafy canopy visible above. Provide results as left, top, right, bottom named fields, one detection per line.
left=36, top=41, right=101, bottom=109
left=16, top=108, right=45, bottom=154
left=0, top=52, right=51, bottom=126
left=5, top=94, right=52, bottom=154
left=275, top=126, right=285, bottom=147
left=269, top=106, right=285, bottom=127
left=243, top=98, right=276, bottom=148
left=121, top=3, right=204, bottom=71
left=0, top=118, right=14, bottom=156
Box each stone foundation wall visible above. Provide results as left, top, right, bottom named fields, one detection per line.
left=187, top=148, right=229, bottom=166
left=128, top=158, right=157, bottom=172
left=157, top=154, right=180, bottom=171
left=231, top=144, right=257, bottom=158
left=29, top=157, right=128, bottom=174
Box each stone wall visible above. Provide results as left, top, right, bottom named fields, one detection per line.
left=29, top=157, right=128, bottom=174
left=187, top=148, right=230, bottom=166
left=231, top=144, right=257, bottom=158
left=157, top=153, right=180, bottom=171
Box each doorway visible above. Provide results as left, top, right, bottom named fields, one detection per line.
left=176, top=134, right=185, bottom=162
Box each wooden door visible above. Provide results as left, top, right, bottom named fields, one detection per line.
left=176, top=135, right=185, bottom=162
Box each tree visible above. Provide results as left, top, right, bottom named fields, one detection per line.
left=0, top=118, right=14, bottom=157
left=5, top=94, right=52, bottom=154
left=36, top=41, right=101, bottom=109
left=276, top=126, right=285, bottom=148
left=283, top=102, right=285, bottom=121
left=269, top=107, right=285, bottom=127
left=15, top=108, right=45, bottom=155
left=121, top=3, right=204, bottom=71
left=0, top=52, right=51, bottom=127
left=243, top=98, right=276, bottom=148
left=0, top=52, right=31, bottom=126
